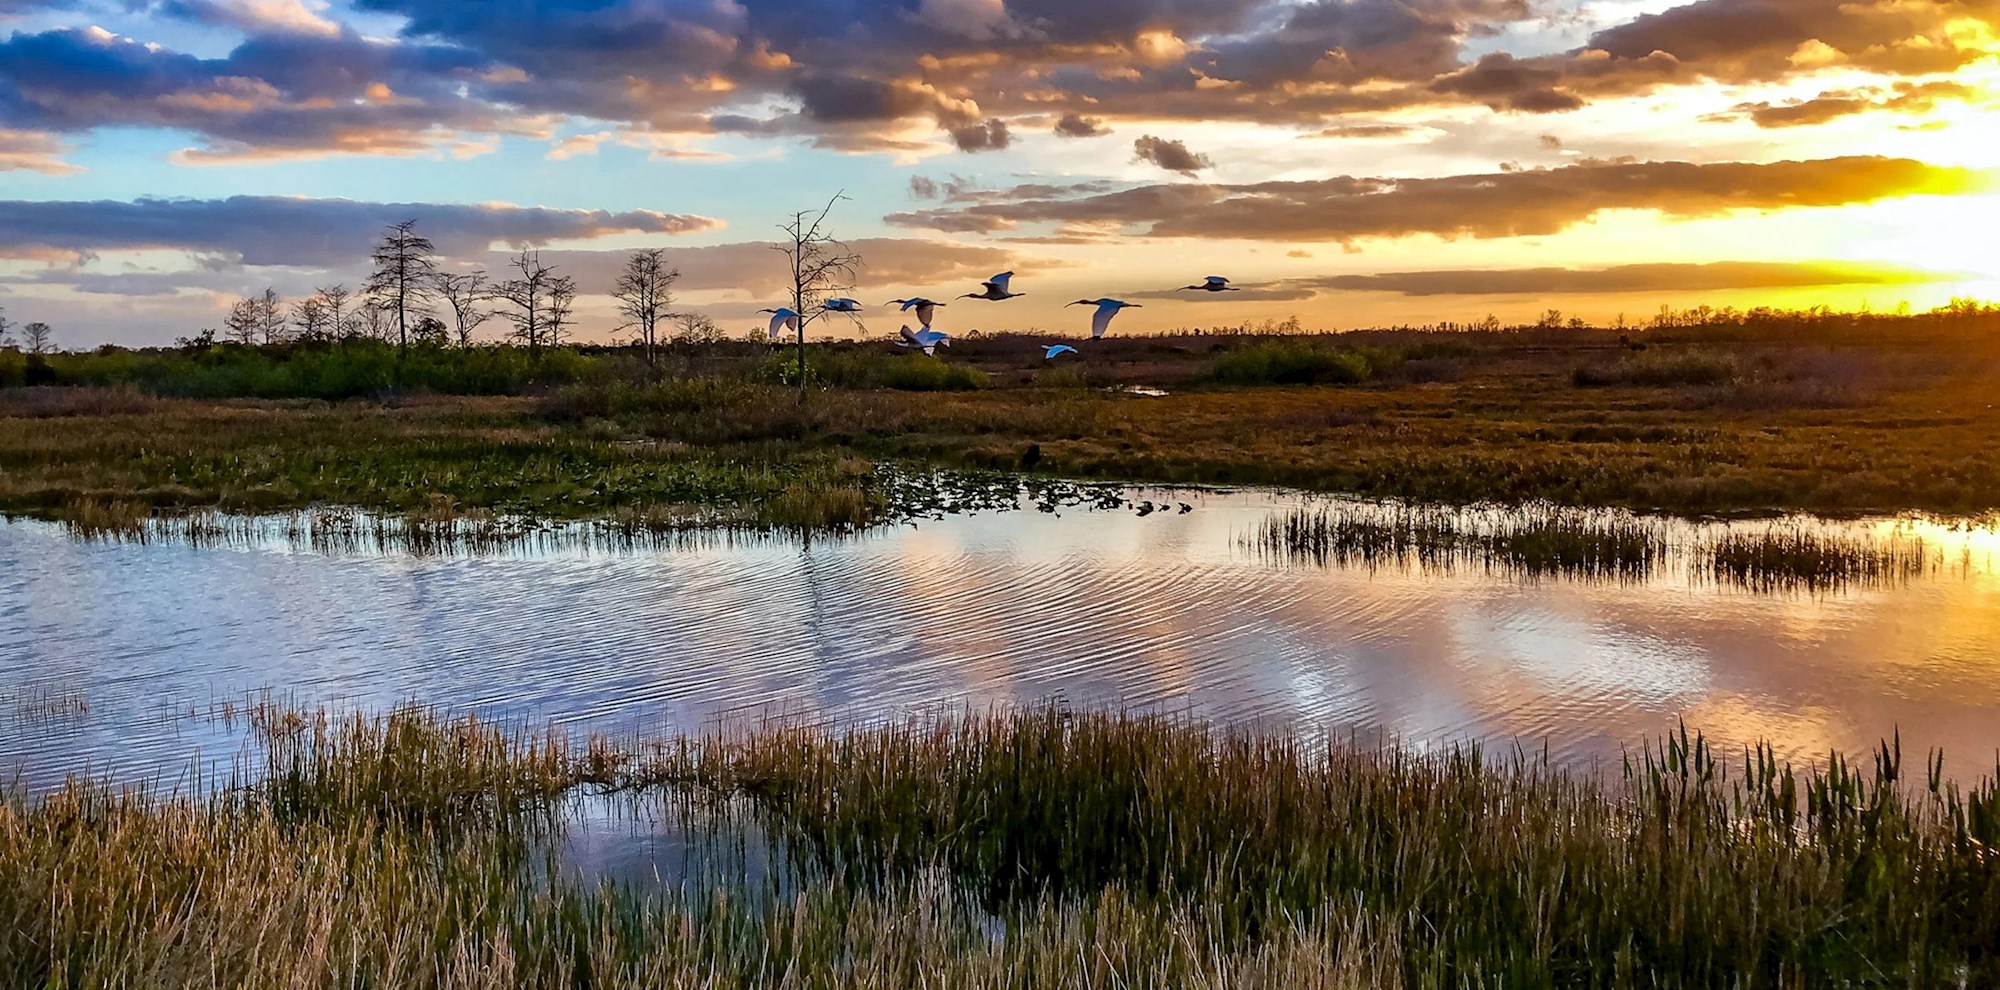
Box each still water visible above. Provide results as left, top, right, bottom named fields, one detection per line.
left=5, top=489, right=2000, bottom=793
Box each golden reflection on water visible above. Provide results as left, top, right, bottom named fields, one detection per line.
left=4, top=493, right=2000, bottom=789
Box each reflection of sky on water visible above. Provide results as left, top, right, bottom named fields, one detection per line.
left=5, top=491, right=2000, bottom=794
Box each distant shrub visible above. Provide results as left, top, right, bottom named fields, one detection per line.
left=44, top=340, right=599, bottom=399
left=1401, top=339, right=1480, bottom=361
left=879, top=356, right=987, bottom=391
left=1211, top=341, right=1401, bottom=386
left=1031, top=367, right=1098, bottom=389
left=756, top=348, right=985, bottom=391
left=1573, top=350, right=1739, bottom=388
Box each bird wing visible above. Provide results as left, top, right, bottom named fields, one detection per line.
left=899, top=325, right=921, bottom=345
left=768, top=312, right=796, bottom=341
left=914, top=302, right=936, bottom=327
left=1206, top=276, right=1229, bottom=287
left=1091, top=305, right=1118, bottom=339
left=988, top=272, right=1014, bottom=293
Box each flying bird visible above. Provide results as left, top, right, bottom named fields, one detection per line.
left=898, top=325, right=952, bottom=355
left=1068, top=298, right=1141, bottom=339
left=823, top=297, right=864, bottom=314
left=961, top=271, right=1024, bottom=301
left=758, top=307, right=801, bottom=342
left=1181, top=276, right=1238, bottom=292
left=1044, top=344, right=1078, bottom=360
left=888, top=298, right=946, bottom=328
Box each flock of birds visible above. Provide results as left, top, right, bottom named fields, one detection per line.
left=759, top=272, right=1240, bottom=359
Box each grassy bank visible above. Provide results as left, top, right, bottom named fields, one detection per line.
left=5, top=319, right=2000, bottom=528
left=4, top=706, right=1997, bottom=987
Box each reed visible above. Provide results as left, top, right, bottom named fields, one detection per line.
left=1701, top=526, right=1941, bottom=592
left=12, top=705, right=1995, bottom=987
left=1247, top=502, right=1670, bottom=579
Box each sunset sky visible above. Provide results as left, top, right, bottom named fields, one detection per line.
left=1, top=0, right=1996, bottom=346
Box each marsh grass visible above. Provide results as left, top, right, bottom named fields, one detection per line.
left=1247, top=502, right=1670, bottom=580
left=8, top=705, right=1997, bottom=987
left=1573, top=350, right=1741, bottom=388
left=34, top=470, right=1140, bottom=553
left=1701, top=526, right=1943, bottom=592
left=0, top=684, right=90, bottom=726
left=1251, top=502, right=1972, bottom=591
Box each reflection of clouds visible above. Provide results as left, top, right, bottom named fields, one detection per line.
left=1447, top=602, right=1711, bottom=705
left=5, top=495, right=2000, bottom=790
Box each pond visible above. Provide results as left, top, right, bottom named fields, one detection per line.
left=5, top=487, right=2000, bottom=796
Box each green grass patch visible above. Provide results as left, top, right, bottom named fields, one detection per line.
left=1211, top=341, right=1402, bottom=386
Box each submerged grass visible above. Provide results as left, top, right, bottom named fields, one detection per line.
left=1247, top=502, right=1670, bottom=579
left=1702, top=526, right=1942, bottom=592
left=1250, top=502, right=1973, bottom=590
left=6, top=705, right=1999, bottom=987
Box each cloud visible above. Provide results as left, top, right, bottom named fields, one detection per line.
left=949, top=117, right=1012, bottom=152
left=0, top=127, right=79, bottom=173
left=0, top=24, right=536, bottom=162
left=1291, top=260, right=1955, bottom=296
left=886, top=156, right=1987, bottom=242
left=7, top=0, right=1997, bottom=162
left=1132, top=134, right=1212, bottom=176
left=498, top=238, right=1062, bottom=300
left=1303, top=124, right=1420, bottom=139
left=1714, top=81, right=1978, bottom=129
left=156, top=0, right=341, bottom=38
left=1054, top=112, right=1109, bottom=137
left=0, top=196, right=723, bottom=266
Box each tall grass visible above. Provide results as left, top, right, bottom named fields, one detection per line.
left=1251, top=502, right=1966, bottom=591
left=1702, top=526, right=1941, bottom=592
left=1248, top=502, right=1670, bottom=579
left=1211, top=342, right=1402, bottom=386
left=1573, top=350, right=1740, bottom=388
left=6, top=706, right=1997, bottom=987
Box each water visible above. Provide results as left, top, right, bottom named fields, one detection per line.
left=6, top=489, right=2000, bottom=797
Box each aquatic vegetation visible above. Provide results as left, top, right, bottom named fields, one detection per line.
left=4, top=705, right=1998, bottom=987
left=1247, top=502, right=1670, bottom=579
left=1251, top=501, right=1974, bottom=591
left=34, top=470, right=1146, bottom=553
left=1701, top=526, right=1942, bottom=592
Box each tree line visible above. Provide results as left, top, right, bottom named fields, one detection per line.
left=198, top=221, right=719, bottom=366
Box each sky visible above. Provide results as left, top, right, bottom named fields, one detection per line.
left=0, top=0, right=1997, bottom=347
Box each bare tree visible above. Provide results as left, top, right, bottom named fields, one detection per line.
left=612, top=248, right=678, bottom=370
left=774, top=193, right=862, bottom=397
left=356, top=298, right=392, bottom=340
left=22, top=321, right=53, bottom=355
left=292, top=295, right=330, bottom=341
left=256, top=287, right=288, bottom=344
left=545, top=275, right=578, bottom=348
left=365, top=219, right=438, bottom=348
left=317, top=284, right=353, bottom=340
left=436, top=270, right=494, bottom=347
left=499, top=250, right=561, bottom=353
left=0, top=304, right=13, bottom=348
left=669, top=312, right=721, bottom=345
left=223, top=296, right=263, bottom=344
left=413, top=316, right=451, bottom=346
